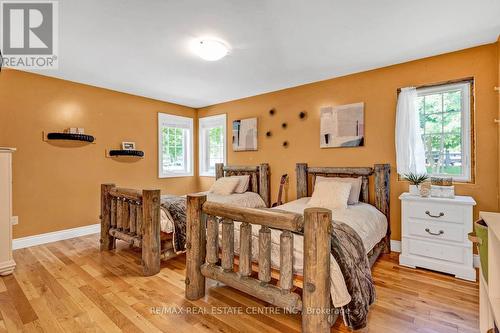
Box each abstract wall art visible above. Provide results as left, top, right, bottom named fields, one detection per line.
left=320, top=102, right=364, bottom=148
left=232, top=118, right=258, bottom=151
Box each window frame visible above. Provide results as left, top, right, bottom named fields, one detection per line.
left=417, top=81, right=473, bottom=182
left=198, top=114, right=227, bottom=177
left=158, top=113, right=194, bottom=178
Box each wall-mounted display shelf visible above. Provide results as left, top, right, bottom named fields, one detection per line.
left=106, top=149, right=144, bottom=158
left=43, top=131, right=95, bottom=143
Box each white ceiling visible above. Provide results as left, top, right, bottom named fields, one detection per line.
left=29, top=0, right=500, bottom=108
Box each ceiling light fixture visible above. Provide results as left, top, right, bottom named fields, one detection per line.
left=193, top=39, right=229, bottom=61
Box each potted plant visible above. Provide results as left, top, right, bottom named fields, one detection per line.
left=403, top=172, right=429, bottom=196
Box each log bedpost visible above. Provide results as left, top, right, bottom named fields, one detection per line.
left=129, top=203, right=136, bottom=235
left=361, top=176, right=369, bottom=203
left=302, top=207, right=332, bottom=333
left=239, top=222, right=252, bottom=277
left=206, top=215, right=219, bottom=265
left=215, top=163, right=224, bottom=180
left=116, top=199, right=123, bottom=230
left=280, top=231, right=293, bottom=293
left=221, top=218, right=235, bottom=272
left=258, top=226, right=272, bottom=284
left=100, top=184, right=116, bottom=251
left=186, top=194, right=207, bottom=300
left=374, top=164, right=391, bottom=253
left=259, top=163, right=271, bottom=207
left=141, top=189, right=161, bottom=276
left=296, top=163, right=308, bottom=199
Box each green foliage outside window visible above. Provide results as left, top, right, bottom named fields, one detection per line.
left=418, top=89, right=463, bottom=176
left=162, top=127, right=185, bottom=171
left=207, top=126, right=224, bottom=170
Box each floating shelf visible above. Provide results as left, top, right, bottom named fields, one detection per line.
left=44, top=132, right=95, bottom=143
left=107, top=149, right=144, bottom=158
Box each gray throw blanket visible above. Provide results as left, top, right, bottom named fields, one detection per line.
left=161, top=197, right=375, bottom=330
left=330, top=221, right=375, bottom=330
left=160, top=196, right=187, bottom=252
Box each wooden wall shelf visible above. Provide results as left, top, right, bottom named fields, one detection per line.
left=43, top=132, right=95, bottom=143
left=107, top=150, right=144, bottom=158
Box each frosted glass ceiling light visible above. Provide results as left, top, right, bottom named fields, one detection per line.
left=194, top=39, right=229, bottom=61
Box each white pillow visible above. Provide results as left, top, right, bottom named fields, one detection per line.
left=230, top=175, right=250, bottom=194
left=209, top=177, right=240, bottom=195
left=307, top=180, right=352, bottom=210
left=316, top=176, right=362, bottom=205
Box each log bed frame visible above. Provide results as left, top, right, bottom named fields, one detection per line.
left=185, top=163, right=390, bottom=333
left=99, top=163, right=270, bottom=276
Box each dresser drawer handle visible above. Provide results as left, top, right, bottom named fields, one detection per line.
left=425, top=211, right=444, bottom=218
left=425, top=228, right=444, bottom=236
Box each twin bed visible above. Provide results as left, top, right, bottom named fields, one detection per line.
left=99, top=162, right=390, bottom=332
left=100, top=163, right=270, bottom=275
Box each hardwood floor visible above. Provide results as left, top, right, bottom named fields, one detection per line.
left=1, top=234, right=479, bottom=332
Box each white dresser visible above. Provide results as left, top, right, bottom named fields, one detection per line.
left=0, top=148, right=16, bottom=276
left=399, top=192, right=476, bottom=281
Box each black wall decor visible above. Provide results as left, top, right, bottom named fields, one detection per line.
left=282, top=141, right=289, bottom=147
left=299, top=111, right=307, bottom=119
left=266, top=131, right=272, bottom=137
left=109, top=149, right=144, bottom=157
left=281, top=122, right=287, bottom=129
left=46, top=132, right=95, bottom=143
left=269, top=108, right=276, bottom=116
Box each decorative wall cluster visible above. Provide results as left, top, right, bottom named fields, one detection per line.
left=266, top=108, right=307, bottom=148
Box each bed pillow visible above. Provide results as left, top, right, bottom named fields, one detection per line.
left=316, top=176, right=362, bottom=205
left=307, top=180, right=352, bottom=210
left=209, top=177, right=240, bottom=195
left=230, top=175, right=250, bottom=193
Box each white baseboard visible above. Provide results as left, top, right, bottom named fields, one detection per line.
left=390, top=240, right=401, bottom=252
left=13, top=224, right=100, bottom=250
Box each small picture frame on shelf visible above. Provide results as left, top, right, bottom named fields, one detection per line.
left=122, top=142, right=136, bottom=150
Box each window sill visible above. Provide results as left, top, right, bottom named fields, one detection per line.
left=199, top=172, right=216, bottom=177
left=159, top=173, right=194, bottom=179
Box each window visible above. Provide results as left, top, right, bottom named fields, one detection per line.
left=199, top=114, right=226, bottom=176
left=158, top=113, right=193, bottom=178
left=417, top=81, right=472, bottom=181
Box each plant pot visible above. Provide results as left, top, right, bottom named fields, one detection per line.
left=409, top=185, right=420, bottom=196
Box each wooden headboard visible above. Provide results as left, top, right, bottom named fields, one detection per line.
left=215, top=163, right=270, bottom=207
left=296, top=163, right=391, bottom=250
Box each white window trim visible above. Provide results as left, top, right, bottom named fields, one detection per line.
left=199, top=114, right=227, bottom=177
left=417, top=81, right=472, bottom=182
left=158, top=113, right=194, bottom=178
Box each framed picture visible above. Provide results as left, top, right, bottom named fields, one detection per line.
left=122, top=142, right=136, bottom=150
left=320, top=102, right=364, bottom=148
left=232, top=118, right=258, bottom=151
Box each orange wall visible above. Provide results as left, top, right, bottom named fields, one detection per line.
left=0, top=70, right=198, bottom=238
left=199, top=44, right=500, bottom=241
left=498, top=36, right=500, bottom=207
left=1, top=43, right=499, bottom=241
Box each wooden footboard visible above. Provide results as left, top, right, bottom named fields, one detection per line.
left=100, top=184, right=164, bottom=276
left=185, top=194, right=333, bottom=333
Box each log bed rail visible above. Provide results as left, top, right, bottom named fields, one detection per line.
left=186, top=195, right=333, bottom=333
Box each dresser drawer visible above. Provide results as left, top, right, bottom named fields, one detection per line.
left=406, top=201, right=464, bottom=224
left=407, top=219, right=464, bottom=243
left=407, top=238, right=465, bottom=264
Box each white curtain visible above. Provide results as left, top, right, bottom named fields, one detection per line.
left=395, top=87, right=427, bottom=175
